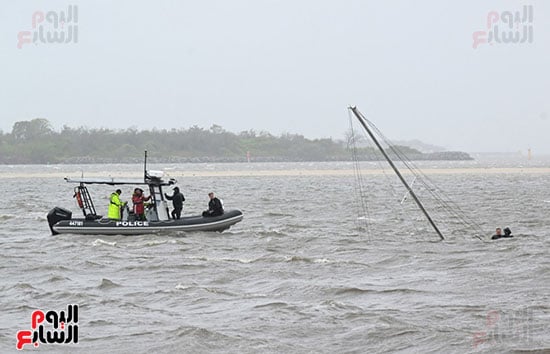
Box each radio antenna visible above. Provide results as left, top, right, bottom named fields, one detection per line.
left=144, top=150, right=148, bottom=180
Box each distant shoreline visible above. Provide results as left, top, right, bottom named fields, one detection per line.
left=0, top=119, right=473, bottom=164
left=2, top=167, right=550, bottom=179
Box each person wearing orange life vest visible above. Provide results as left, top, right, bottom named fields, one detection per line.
left=108, top=189, right=127, bottom=220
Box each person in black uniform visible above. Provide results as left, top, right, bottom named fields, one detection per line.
left=503, top=227, right=513, bottom=238
left=202, top=192, right=224, bottom=217
left=491, top=227, right=513, bottom=240
left=164, top=186, right=185, bottom=219
left=491, top=227, right=503, bottom=239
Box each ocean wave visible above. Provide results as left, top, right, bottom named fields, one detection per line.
left=0, top=214, right=16, bottom=221
left=280, top=255, right=370, bottom=266
left=34, top=264, right=71, bottom=272
left=508, top=349, right=550, bottom=354
left=203, top=287, right=237, bottom=297
left=85, top=260, right=101, bottom=266
left=376, top=288, right=426, bottom=294
left=12, top=282, right=38, bottom=290
left=254, top=229, right=289, bottom=237
left=284, top=255, right=309, bottom=262
left=92, top=239, right=117, bottom=247
left=175, top=283, right=192, bottom=291
left=88, top=319, right=115, bottom=326
left=98, top=278, right=121, bottom=289
left=242, top=292, right=268, bottom=299
left=263, top=211, right=294, bottom=217
left=332, top=286, right=372, bottom=295
left=219, top=257, right=260, bottom=264
left=253, top=301, right=290, bottom=309
left=47, top=275, right=69, bottom=282
left=11, top=304, right=39, bottom=312
left=141, top=240, right=169, bottom=247
left=182, top=255, right=263, bottom=264
left=332, top=286, right=425, bottom=295
left=318, top=299, right=365, bottom=312
left=170, top=326, right=232, bottom=341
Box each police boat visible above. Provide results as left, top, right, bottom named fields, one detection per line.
left=47, top=154, right=243, bottom=235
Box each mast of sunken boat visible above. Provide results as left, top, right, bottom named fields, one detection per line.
left=348, top=106, right=444, bottom=241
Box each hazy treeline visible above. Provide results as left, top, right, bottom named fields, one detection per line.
left=0, top=119, right=472, bottom=164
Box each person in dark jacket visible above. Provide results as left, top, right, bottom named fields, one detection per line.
left=164, top=186, right=185, bottom=219
left=491, top=227, right=514, bottom=240
left=491, top=227, right=503, bottom=239
left=503, top=227, right=513, bottom=238
left=202, top=192, right=224, bottom=217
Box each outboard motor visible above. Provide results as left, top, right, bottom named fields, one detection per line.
left=47, top=207, right=72, bottom=235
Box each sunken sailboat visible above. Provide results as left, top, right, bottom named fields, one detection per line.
left=348, top=106, right=483, bottom=241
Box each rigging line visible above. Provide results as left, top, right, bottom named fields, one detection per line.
left=393, top=160, right=484, bottom=236
left=369, top=141, right=424, bottom=239
left=349, top=106, right=444, bottom=241
left=352, top=144, right=371, bottom=236
left=355, top=159, right=370, bottom=232
left=354, top=112, right=483, bottom=238
left=354, top=112, right=443, bottom=239
left=363, top=116, right=485, bottom=238
left=405, top=180, right=484, bottom=238
left=386, top=142, right=483, bottom=236
left=348, top=110, right=370, bottom=236
left=352, top=121, right=424, bottom=240
left=362, top=119, right=456, bottom=205
left=351, top=118, right=424, bottom=239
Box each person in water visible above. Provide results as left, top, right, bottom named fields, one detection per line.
left=132, top=188, right=151, bottom=221
left=503, top=227, right=513, bottom=237
left=491, top=227, right=514, bottom=240
left=108, top=189, right=127, bottom=220
left=202, top=192, right=224, bottom=217
left=164, top=186, right=185, bottom=219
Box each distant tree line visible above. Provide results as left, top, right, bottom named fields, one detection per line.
left=0, top=118, right=472, bottom=164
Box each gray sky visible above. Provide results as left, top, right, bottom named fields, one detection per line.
left=1, top=1, right=548, bottom=153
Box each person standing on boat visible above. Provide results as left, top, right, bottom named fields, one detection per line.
left=202, top=192, right=224, bottom=217
left=164, top=186, right=185, bottom=219
left=132, top=188, right=151, bottom=221
left=108, top=189, right=127, bottom=220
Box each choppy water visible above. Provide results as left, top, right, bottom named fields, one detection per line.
left=1, top=160, right=549, bottom=353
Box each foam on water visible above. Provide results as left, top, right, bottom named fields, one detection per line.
left=92, top=239, right=117, bottom=247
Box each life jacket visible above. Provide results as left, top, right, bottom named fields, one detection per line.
left=133, top=195, right=145, bottom=215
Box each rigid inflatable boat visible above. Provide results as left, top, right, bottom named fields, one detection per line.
left=47, top=154, right=243, bottom=235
